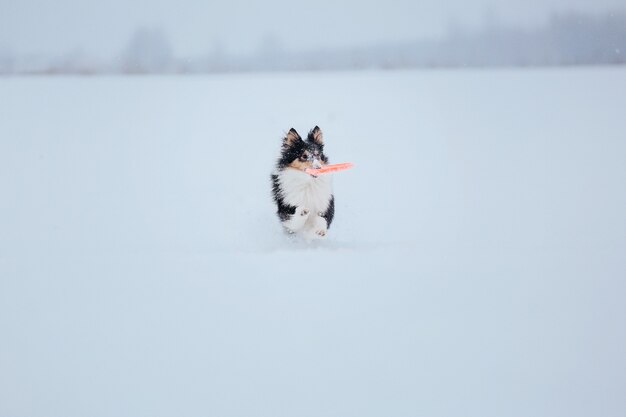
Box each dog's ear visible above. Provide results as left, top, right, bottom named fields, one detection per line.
left=308, top=126, right=323, bottom=145
left=283, top=128, right=303, bottom=148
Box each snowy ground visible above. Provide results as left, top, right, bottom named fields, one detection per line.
left=1, top=68, right=625, bottom=417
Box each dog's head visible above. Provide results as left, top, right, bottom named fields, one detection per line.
left=278, top=126, right=328, bottom=175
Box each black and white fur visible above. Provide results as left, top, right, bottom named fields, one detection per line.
left=271, top=126, right=335, bottom=238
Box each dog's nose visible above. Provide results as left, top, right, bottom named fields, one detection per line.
left=312, top=158, right=322, bottom=169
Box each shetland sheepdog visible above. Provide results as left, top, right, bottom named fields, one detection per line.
left=271, top=126, right=334, bottom=238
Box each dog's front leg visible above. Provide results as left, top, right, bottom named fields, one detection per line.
left=310, top=214, right=328, bottom=238
left=281, top=206, right=310, bottom=233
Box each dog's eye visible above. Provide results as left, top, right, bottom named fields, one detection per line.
left=299, top=154, right=308, bottom=161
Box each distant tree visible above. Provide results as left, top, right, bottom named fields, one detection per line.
left=256, top=33, right=285, bottom=71
left=46, top=48, right=100, bottom=74
left=120, top=28, right=174, bottom=73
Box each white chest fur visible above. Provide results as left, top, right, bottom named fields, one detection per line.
left=276, top=168, right=333, bottom=214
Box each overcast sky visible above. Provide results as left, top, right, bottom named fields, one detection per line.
left=1, top=0, right=624, bottom=58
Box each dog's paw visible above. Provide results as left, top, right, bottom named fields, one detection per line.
left=297, top=207, right=310, bottom=217
left=315, top=229, right=327, bottom=237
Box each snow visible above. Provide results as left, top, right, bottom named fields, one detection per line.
left=1, top=68, right=625, bottom=417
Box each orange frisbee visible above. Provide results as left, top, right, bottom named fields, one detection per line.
left=305, top=162, right=354, bottom=176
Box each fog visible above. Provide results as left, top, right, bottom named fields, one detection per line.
left=1, top=0, right=625, bottom=73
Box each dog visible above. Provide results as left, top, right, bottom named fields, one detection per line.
left=271, top=126, right=334, bottom=238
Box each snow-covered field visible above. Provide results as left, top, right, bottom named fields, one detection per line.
left=1, top=68, right=625, bottom=417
